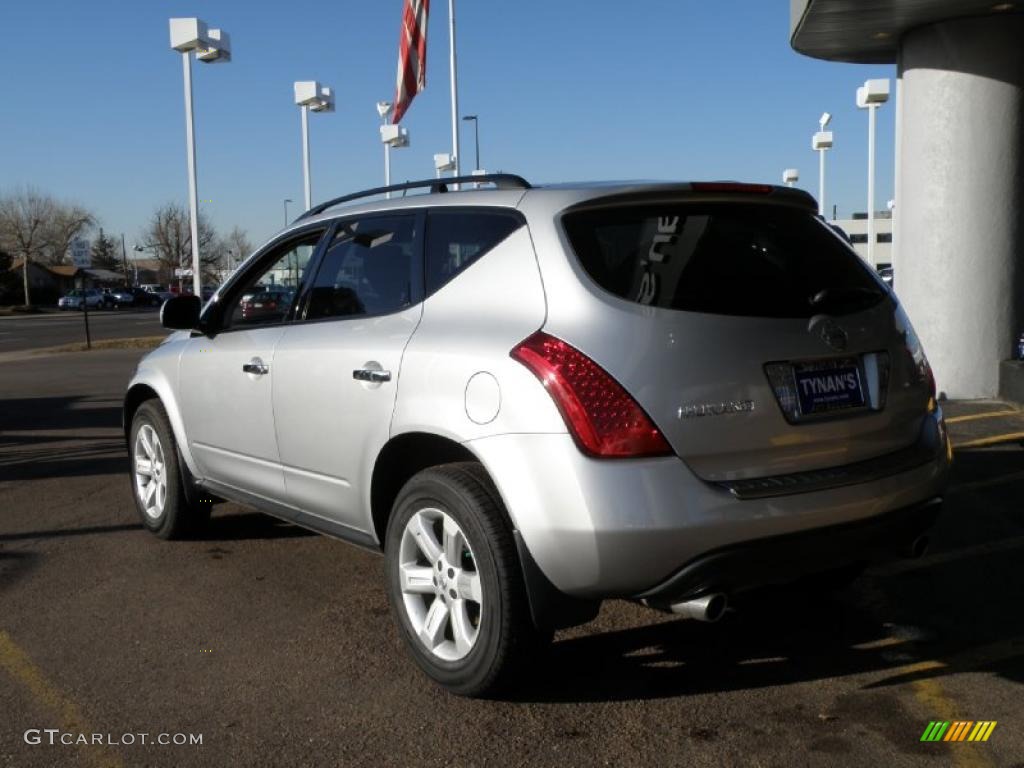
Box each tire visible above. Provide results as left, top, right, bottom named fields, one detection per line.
left=385, top=462, right=546, bottom=697
left=129, top=399, right=210, bottom=539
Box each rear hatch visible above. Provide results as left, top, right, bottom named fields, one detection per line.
left=555, top=188, right=931, bottom=482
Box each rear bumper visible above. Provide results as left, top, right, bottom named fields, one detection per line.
left=466, top=411, right=950, bottom=599
left=637, top=496, right=941, bottom=604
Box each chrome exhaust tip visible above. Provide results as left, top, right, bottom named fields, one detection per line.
left=668, top=593, right=728, bottom=622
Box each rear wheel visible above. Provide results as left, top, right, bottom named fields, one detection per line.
left=385, top=463, right=546, bottom=697
left=130, top=400, right=209, bottom=539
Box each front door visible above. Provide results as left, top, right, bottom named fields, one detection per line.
left=178, top=228, right=326, bottom=502
left=272, top=213, right=423, bottom=534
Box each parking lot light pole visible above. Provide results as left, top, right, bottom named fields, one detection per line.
left=856, top=79, right=890, bottom=265
left=812, top=112, right=833, bottom=217
left=283, top=198, right=293, bottom=226
left=169, top=18, right=231, bottom=298
left=294, top=82, right=335, bottom=211
left=782, top=168, right=799, bottom=188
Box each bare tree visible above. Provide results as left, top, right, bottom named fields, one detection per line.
left=41, top=203, right=95, bottom=266
left=223, top=226, right=254, bottom=272
left=141, top=203, right=220, bottom=286
left=0, top=189, right=54, bottom=306
left=0, top=188, right=96, bottom=305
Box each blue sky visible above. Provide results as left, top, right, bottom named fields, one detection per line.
left=1, top=0, right=897, bottom=251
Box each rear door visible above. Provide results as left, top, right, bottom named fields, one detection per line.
left=558, top=197, right=931, bottom=481
left=271, top=213, right=423, bottom=534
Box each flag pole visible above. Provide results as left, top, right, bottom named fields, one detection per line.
left=448, top=0, right=461, bottom=188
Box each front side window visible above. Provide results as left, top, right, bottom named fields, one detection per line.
left=223, top=231, right=323, bottom=329
left=424, top=210, right=523, bottom=296
left=304, top=215, right=418, bottom=320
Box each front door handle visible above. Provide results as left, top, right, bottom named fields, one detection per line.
left=352, top=368, right=391, bottom=383
left=242, top=358, right=270, bottom=376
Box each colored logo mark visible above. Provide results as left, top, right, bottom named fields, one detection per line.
left=920, top=721, right=997, bottom=742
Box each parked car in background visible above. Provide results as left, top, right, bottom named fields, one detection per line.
left=125, top=175, right=949, bottom=697
left=139, top=285, right=174, bottom=306
left=58, top=288, right=103, bottom=310
left=101, top=288, right=135, bottom=309
left=239, top=288, right=294, bottom=324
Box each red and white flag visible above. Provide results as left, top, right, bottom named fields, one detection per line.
left=392, top=0, right=430, bottom=124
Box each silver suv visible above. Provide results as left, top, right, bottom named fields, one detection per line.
left=124, top=175, right=950, bottom=696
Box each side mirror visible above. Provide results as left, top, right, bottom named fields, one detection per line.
left=160, top=295, right=201, bottom=330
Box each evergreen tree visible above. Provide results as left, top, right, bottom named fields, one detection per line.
left=91, top=229, right=121, bottom=271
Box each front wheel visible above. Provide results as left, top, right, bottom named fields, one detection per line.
left=129, top=400, right=209, bottom=539
left=385, top=463, right=547, bottom=697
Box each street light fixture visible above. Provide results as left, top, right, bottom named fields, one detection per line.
left=169, top=17, right=230, bottom=298
left=294, top=80, right=335, bottom=211
left=856, top=78, right=890, bottom=265
left=283, top=198, right=293, bottom=226
left=434, top=153, right=456, bottom=179
left=378, top=101, right=410, bottom=199
left=782, top=168, right=799, bottom=187
left=461, top=115, right=480, bottom=172
left=812, top=112, right=834, bottom=218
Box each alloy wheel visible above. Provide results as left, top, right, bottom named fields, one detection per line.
left=398, top=507, right=483, bottom=662
left=134, top=424, right=168, bottom=520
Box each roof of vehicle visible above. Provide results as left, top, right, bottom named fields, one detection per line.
left=287, top=177, right=818, bottom=230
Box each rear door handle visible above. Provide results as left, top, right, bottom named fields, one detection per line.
left=242, top=359, right=270, bottom=376
left=352, top=368, right=391, bottom=383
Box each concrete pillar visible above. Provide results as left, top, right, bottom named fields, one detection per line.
left=896, top=14, right=1024, bottom=398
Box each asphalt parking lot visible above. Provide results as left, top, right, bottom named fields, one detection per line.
left=0, top=310, right=163, bottom=354
left=1, top=349, right=1023, bottom=767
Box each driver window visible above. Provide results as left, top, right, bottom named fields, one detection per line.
left=225, top=232, right=323, bottom=329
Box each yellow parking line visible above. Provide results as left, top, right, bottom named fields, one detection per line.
left=946, top=409, right=1020, bottom=424
left=0, top=630, right=122, bottom=768
left=908, top=668, right=994, bottom=768
left=953, top=431, right=1024, bottom=450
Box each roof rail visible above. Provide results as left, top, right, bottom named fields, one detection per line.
left=296, top=173, right=532, bottom=221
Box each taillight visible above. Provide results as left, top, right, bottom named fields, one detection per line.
left=510, top=331, right=672, bottom=458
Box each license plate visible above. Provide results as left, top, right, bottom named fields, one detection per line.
left=794, top=358, right=865, bottom=415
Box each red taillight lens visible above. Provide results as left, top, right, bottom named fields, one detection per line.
left=511, top=331, right=672, bottom=458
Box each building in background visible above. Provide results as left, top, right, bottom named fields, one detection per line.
left=791, top=0, right=1024, bottom=398
left=831, top=211, right=893, bottom=268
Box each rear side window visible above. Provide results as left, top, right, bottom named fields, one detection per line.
left=562, top=203, right=886, bottom=318
left=425, top=210, right=523, bottom=296
left=305, top=215, right=418, bottom=320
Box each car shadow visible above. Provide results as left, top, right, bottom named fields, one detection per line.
left=0, top=396, right=122, bottom=432
left=0, top=437, right=126, bottom=481
left=199, top=511, right=316, bottom=541
left=502, top=448, right=1024, bottom=703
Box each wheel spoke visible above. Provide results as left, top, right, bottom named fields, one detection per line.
left=135, top=457, right=153, bottom=476
left=450, top=599, right=476, bottom=657
left=419, top=598, right=449, bottom=649
left=400, top=563, right=435, bottom=594
left=138, top=428, right=154, bottom=458
left=142, top=479, right=157, bottom=505
left=442, top=515, right=464, bottom=564
left=155, top=481, right=165, bottom=511
left=456, top=570, right=482, bottom=604
left=411, top=513, right=442, bottom=562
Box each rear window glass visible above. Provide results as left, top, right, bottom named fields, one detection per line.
left=562, top=203, right=886, bottom=318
